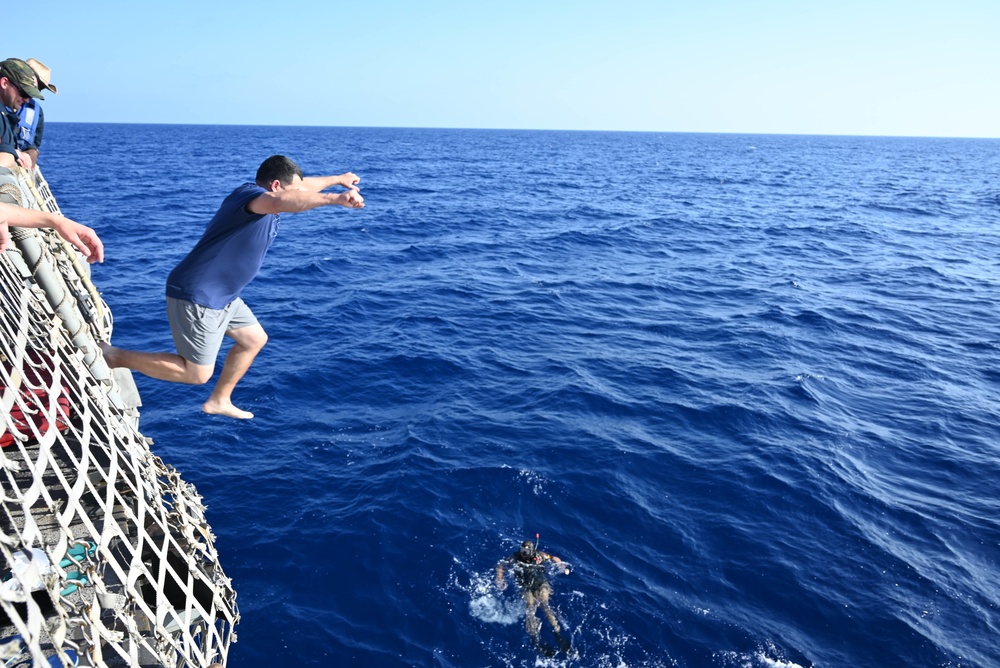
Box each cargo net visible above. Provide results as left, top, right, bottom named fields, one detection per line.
left=0, top=167, right=238, bottom=668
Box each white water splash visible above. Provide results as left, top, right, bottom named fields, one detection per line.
left=466, top=570, right=523, bottom=625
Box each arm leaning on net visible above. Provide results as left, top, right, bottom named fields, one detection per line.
left=0, top=203, right=104, bottom=262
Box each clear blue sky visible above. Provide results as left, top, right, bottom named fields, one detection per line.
left=10, top=0, right=998, bottom=137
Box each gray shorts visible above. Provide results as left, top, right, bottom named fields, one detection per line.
left=166, top=297, right=258, bottom=366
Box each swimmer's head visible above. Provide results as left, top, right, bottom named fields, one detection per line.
left=518, top=541, right=536, bottom=559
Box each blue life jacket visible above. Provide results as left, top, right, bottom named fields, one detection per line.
left=16, top=100, right=40, bottom=150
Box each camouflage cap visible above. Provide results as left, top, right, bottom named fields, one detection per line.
left=0, top=58, right=44, bottom=100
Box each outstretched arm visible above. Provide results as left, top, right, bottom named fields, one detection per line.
left=542, top=552, right=570, bottom=575
left=0, top=204, right=104, bottom=262
left=247, top=188, right=364, bottom=214
left=301, top=172, right=360, bottom=192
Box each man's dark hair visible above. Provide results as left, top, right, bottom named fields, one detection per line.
left=255, top=155, right=303, bottom=187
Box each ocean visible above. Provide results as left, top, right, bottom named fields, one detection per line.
left=40, top=124, right=1000, bottom=667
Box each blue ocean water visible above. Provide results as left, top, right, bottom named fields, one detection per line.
left=41, top=124, right=1000, bottom=667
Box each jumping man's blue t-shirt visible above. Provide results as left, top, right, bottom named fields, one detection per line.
left=166, top=183, right=279, bottom=309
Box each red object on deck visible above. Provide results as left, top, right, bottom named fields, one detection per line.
left=1, top=354, right=72, bottom=448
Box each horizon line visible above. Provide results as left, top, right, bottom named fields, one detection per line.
left=44, top=121, right=999, bottom=141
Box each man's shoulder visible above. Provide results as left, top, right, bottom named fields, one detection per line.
left=226, top=182, right=267, bottom=201
left=217, top=182, right=268, bottom=216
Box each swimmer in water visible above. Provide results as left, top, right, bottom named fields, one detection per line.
left=495, top=539, right=573, bottom=656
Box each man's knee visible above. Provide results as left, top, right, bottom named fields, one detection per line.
left=253, top=330, right=268, bottom=350
left=182, top=361, right=215, bottom=385
left=230, top=325, right=268, bottom=352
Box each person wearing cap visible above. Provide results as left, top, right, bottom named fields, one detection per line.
left=0, top=58, right=45, bottom=170
left=100, top=155, right=363, bottom=420
left=15, top=59, right=57, bottom=169
left=495, top=540, right=573, bottom=656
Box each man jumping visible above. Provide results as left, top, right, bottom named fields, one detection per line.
left=101, top=155, right=363, bottom=419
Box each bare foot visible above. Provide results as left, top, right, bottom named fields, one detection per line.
left=202, top=399, right=254, bottom=420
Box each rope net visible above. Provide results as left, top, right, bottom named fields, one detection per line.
left=1, top=166, right=238, bottom=668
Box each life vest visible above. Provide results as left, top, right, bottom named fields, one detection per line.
left=16, top=99, right=40, bottom=150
